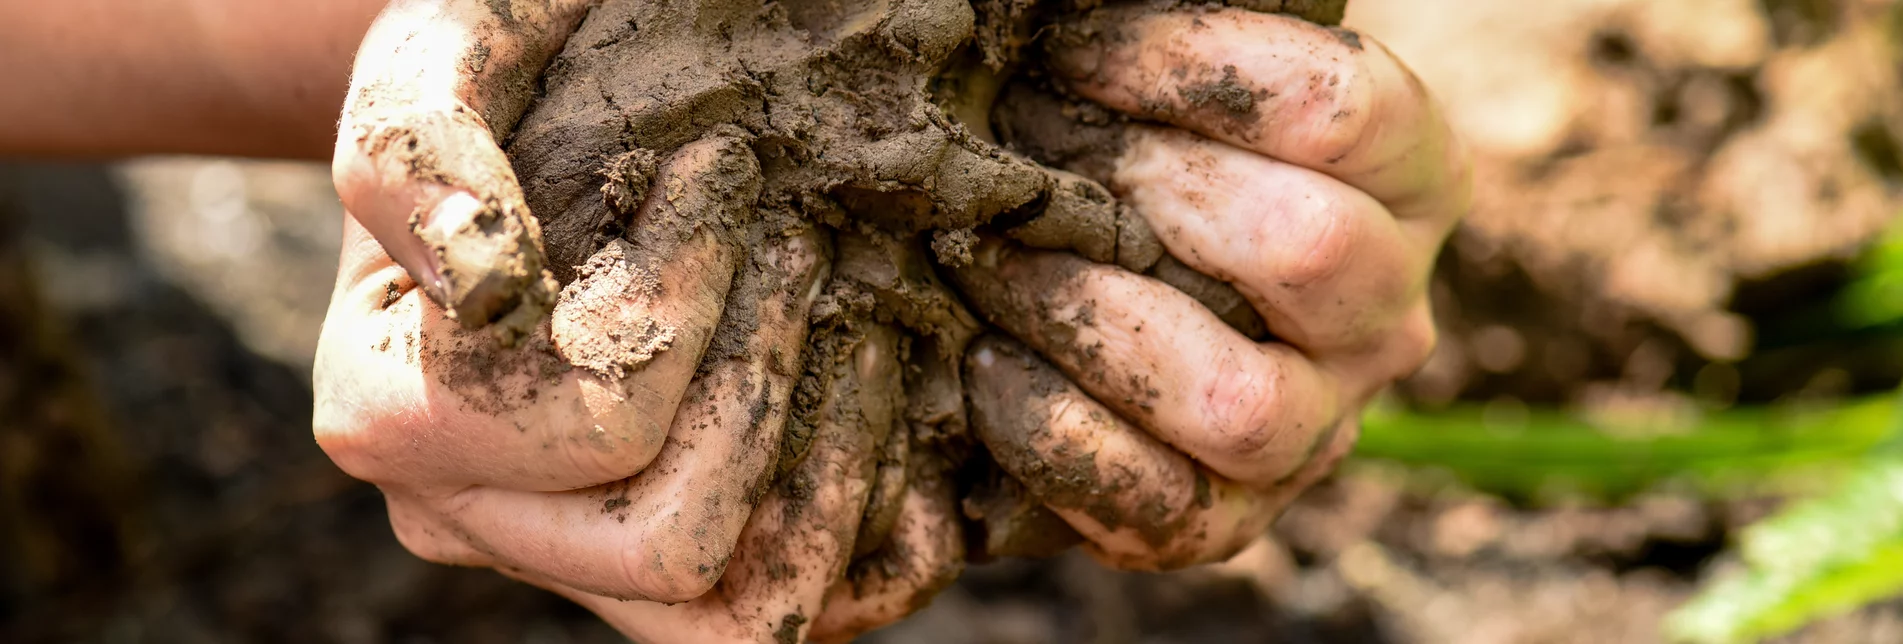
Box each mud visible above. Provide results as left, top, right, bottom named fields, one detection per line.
left=554, top=135, right=759, bottom=380
left=424, top=317, right=571, bottom=416
left=855, top=418, right=914, bottom=559
left=457, top=0, right=1344, bottom=573
left=346, top=90, right=560, bottom=345
left=990, top=78, right=1270, bottom=334
left=961, top=463, right=1086, bottom=559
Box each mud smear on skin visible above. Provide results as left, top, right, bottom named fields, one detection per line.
left=990, top=76, right=1273, bottom=338
left=966, top=335, right=1249, bottom=569
left=348, top=85, right=560, bottom=345
left=464, top=0, right=1342, bottom=590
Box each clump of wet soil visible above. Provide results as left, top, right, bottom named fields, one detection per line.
left=483, top=0, right=1341, bottom=553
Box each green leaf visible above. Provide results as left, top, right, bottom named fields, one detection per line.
left=1354, top=396, right=1895, bottom=501
left=1834, top=216, right=1903, bottom=329
left=1666, top=455, right=1903, bottom=643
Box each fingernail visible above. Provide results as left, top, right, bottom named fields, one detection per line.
left=409, top=190, right=553, bottom=331
left=417, top=191, right=484, bottom=242
left=973, top=346, right=997, bottom=368
left=409, top=191, right=484, bottom=309
left=382, top=232, right=449, bottom=308
left=1046, top=39, right=1104, bottom=80
left=1045, top=15, right=1119, bottom=81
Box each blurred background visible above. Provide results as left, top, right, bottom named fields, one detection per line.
left=5, top=0, right=1903, bottom=642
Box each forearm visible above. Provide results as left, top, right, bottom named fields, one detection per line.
left=0, top=0, right=388, bottom=160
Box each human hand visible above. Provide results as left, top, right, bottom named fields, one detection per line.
left=546, top=323, right=967, bottom=644
left=316, top=131, right=830, bottom=598
left=955, top=6, right=1471, bottom=570
left=317, top=139, right=959, bottom=642
left=320, top=8, right=964, bottom=639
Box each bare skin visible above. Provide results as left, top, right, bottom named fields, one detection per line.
left=0, top=0, right=387, bottom=159
left=319, top=3, right=962, bottom=640
left=957, top=7, right=1469, bottom=571
left=320, top=166, right=933, bottom=641
left=523, top=324, right=907, bottom=643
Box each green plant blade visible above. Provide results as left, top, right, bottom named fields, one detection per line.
left=1666, top=455, right=1903, bottom=643
left=1354, top=396, right=1896, bottom=501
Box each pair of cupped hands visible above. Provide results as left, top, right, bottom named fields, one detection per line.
left=316, top=0, right=1469, bottom=641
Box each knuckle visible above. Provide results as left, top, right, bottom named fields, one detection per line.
left=1297, top=57, right=1377, bottom=167
left=329, top=147, right=364, bottom=197
left=387, top=499, right=486, bottom=567
left=560, top=409, right=668, bottom=485
left=329, top=144, right=383, bottom=216
left=1264, top=194, right=1358, bottom=291
left=312, top=437, right=374, bottom=483
left=1384, top=307, right=1440, bottom=380
left=614, top=529, right=727, bottom=603
left=311, top=410, right=395, bottom=485
left=389, top=525, right=459, bottom=565
left=1197, top=350, right=1286, bottom=460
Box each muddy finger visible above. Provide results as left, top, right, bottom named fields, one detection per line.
left=334, top=0, right=594, bottom=335
left=989, top=88, right=1270, bottom=339
left=314, top=136, right=756, bottom=493
left=962, top=461, right=1086, bottom=560
left=809, top=457, right=966, bottom=642
left=692, top=323, right=904, bottom=636
left=414, top=226, right=828, bottom=603
left=965, top=336, right=1280, bottom=570
left=553, top=323, right=904, bottom=642
left=1113, top=125, right=1426, bottom=354
left=316, top=222, right=657, bottom=493
left=1047, top=6, right=1469, bottom=225
left=949, top=239, right=1341, bottom=488
left=854, top=420, right=911, bottom=560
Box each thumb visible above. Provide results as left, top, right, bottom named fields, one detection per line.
left=334, top=101, right=552, bottom=339
left=331, top=0, right=589, bottom=340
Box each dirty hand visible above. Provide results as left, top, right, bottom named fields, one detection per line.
left=320, top=221, right=957, bottom=644
left=955, top=7, right=1471, bottom=570
left=548, top=324, right=967, bottom=644
left=314, top=137, right=828, bottom=611
left=318, top=2, right=959, bottom=641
